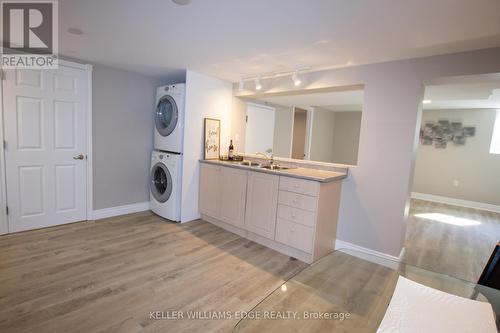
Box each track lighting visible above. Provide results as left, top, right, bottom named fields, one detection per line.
left=238, top=68, right=309, bottom=93
left=292, top=70, right=301, bottom=86
left=255, top=78, right=262, bottom=91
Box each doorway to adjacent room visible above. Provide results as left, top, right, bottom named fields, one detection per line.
left=403, top=73, right=500, bottom=282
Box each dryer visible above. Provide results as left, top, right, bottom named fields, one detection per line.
left=154, top=84, right=185, bottom=153
left=150, top=150, right=182, bottom=222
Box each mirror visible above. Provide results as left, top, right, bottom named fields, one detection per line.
left=232, top=87, right=364, bottom=165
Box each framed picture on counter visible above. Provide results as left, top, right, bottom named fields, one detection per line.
left=204, top=118, right=220, bottom=160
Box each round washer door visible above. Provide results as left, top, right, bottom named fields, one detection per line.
left=150, top=162, right=173, bottom=203
left=155, top=95, right=178, bottom=137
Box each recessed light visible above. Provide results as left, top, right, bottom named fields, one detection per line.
left=172, top=0, right=192, bottom=5
left=67, top=27, right=84, bottom=35
left=422, top=100, right=432, bottom=104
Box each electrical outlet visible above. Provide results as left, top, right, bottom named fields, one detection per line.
left=453, top=180, right=460, bottom=187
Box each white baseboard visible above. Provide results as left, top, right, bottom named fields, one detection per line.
left=411, top=192, right=500, bottom=213
left=334, top=239, right=403, bottom=269
left=92, top=202, right=150, bottom=221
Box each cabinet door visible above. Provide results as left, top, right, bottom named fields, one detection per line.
left=245, top=172, right=279, bottom=239
left=219, top=168, right=247, bottom=228
left=199, top=163, right=221, bottom=218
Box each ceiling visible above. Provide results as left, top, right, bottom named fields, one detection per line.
left=424, top=77, right=500, bottom=110
left=59, top=0, right=500, bottom=82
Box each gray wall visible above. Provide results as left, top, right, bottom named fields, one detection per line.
left=235, top=47, right=500, bottom=258
left=413, top=109, right=500, bottom=206
left=310, top=107, right=336, bottom=163
left=93, top=64, right=159, bottom=210
left=273, top=105, right=294, bottom=157
left=331, top=111, right=362, bottom=165
left=309, top=109, right=361, bottom=165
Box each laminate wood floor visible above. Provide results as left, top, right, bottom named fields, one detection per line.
left=403, top=199, right=500, bottom=283
left=234, top=250, right=497, bottom=332
left=0, top=212, right=307, bottom=333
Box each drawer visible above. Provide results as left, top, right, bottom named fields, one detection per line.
left=279, top=176, right=319, bottom=197
left=277, top=204, right=315, bottom=228
left=278, top=190, right=318, bottom=212
left=275, top=219, right=314, bottom=253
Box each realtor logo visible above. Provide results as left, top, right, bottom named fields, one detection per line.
left=1, top=0, right=58, bottom=68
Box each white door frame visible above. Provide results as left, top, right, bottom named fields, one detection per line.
left=0, top=60, right=93, bottom=234
left=0, top=69, right=6, bottom=235
left=304, top=107, right=314, bottom=160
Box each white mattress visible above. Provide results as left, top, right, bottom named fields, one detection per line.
left=377, top=276, right=497, bottom=333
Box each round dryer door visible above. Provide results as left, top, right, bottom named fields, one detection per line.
left=150, top=162, right=173, bottom=203
left=155, top=95, right=178, bottom=137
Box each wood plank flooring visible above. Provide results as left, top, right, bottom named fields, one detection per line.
left=403, top=199, right=500, bottom=283
left=0, top=212, right=307, bottom=333
left=3, top=199, right=496, bottom=332
left=234, top=250, right=497, bottom=332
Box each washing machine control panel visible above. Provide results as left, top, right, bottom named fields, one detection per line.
left=156, top=153, right=171, bottom=160
left=164, top=85, right=181, bottom=93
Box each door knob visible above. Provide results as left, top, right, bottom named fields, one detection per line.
left=73, top=154, right=85, bottom=160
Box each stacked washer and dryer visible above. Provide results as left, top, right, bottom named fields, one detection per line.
left=150, top=84, right=185, bottom=222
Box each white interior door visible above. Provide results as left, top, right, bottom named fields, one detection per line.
left=245, top=103, right=275, bottom=154
left=3, top=65, right=89, bottom=232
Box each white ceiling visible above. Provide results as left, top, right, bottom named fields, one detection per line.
left=424, top=78, right=500, bottom=110
left=59, top=0, right=500, bottom=82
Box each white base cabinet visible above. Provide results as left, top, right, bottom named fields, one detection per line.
left=219, top=167, right=247, bottom=228
left=199, top=162, right=342, bottom=264
left=199, top=163, right=221, bottom=218
left=244, top=172, right=279, bottom=239
left=199, top=163, right=247, bottom=229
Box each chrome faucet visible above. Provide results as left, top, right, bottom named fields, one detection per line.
left=256, top=150, right=274, bottom=166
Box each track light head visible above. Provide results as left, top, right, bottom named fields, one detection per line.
left=292, top=70, right=301, bottom=86
left=255, top=78, right=262, bottom=91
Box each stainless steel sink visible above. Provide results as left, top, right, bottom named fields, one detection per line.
left=239, top=161, right=262, bottom=167
left=239, top=161, right=294, bottom=171
left=261, top=165, right=292, bottom=171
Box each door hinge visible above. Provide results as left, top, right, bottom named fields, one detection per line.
left=3, top=140, right=6, bottom=150
left=5, top=206, right=8, bottom=215
left=246, top=115, right=248, bottom=123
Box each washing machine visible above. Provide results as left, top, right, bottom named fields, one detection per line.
left=154, top=84, right=185, bottom=153
left=150, top=150, right=182, bottom=222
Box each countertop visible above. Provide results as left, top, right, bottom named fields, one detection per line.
left=200, top=159, right=347, bottom=183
